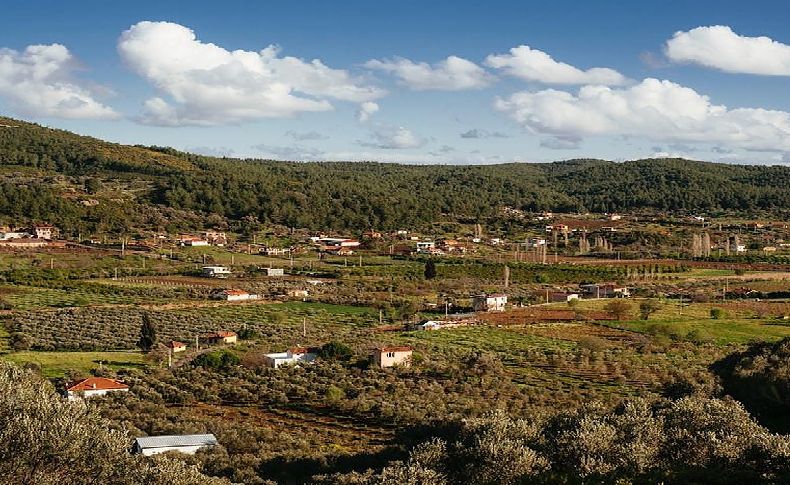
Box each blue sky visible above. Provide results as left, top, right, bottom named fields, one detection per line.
left=2, top=0, right=790, bottom=164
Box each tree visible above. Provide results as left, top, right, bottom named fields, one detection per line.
left=318, top=341, right=354, bottom=361
left=136, top=313, right=157, bottom=352
left=84, top=177, right=102, bottom=194
left=639, top=300, right=662, bottom=320
left=604, top=300, right=633, bottom=321
left=424, top=259, right=437, bottom=280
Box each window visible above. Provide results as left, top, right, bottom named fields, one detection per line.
left=387, top=352, right=395, bottom=358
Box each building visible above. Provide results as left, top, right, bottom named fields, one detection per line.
left=32, top=224, right=55, bottom=239
left=527, top=238, right=546, bottom=248
left=166, top=341, right=187, bottom=353
left=415, top=241, right=436, bottom=253
left=66, top=377, right=129, bottom=401
left=550, top=292, right=581, bottom=303
left=579, top=283, right=630, bottom=298
left=178, top=235, right=210, bottom=246
left=0, top=231, right=30, bottom=241
left=203, top=231, right=227, bottom=246
left=264, top=347, right=319, bottom=368
left=200, top=331, right=238, bottom=345
left=132, top=434, right=218, bottom=456
left=217, top=289, right=259, bottom=302
left=473, top=293, right=508, bottom=312
left=202, top=266, right=231, bottom=278
left=371, top=346, right=413, bottom=368
left=260, top=247, right=291, bottom=256
left=266, top=268, right=284, bottom=277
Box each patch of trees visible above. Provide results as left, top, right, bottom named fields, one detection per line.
left=714, top=337, right=790, bottom=432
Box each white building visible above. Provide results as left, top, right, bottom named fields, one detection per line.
left=473, top=293, right=508, bottom=312
left=266, top=268, right=285, bottom=277
left=132, top=434, right=218, bottom=456
left=416, top=241, right=435, bottom=253
left=264, top=347, right=318, bottom=368
left=219, top=289, right=259, bottom=301
left=66, top=377, right=129, bottom=401
left=202, top=266, right=231, bottom=278
left=371, top=346, right=413, bottom=368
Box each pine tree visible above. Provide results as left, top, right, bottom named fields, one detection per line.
left=136, top=313, right=157, bottom=352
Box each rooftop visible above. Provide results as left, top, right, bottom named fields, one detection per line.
left=67, top=377, right=128, bottom=392
left=134, top=434, right=218, bottom=449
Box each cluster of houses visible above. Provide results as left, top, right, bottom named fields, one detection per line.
left=177, top=231, right=228, bottom=247
left=549, top=282, right=630, bottom=302
left=0, top=223, right=62, bottom=248
left=310, top=236, right=361, bottom=255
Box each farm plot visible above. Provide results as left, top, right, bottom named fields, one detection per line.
left=1, top=351, right=145, bottom=378
left=13, top=301, right=381, bottom=351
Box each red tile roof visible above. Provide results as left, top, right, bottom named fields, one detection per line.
left=67, top=377, right=129, bottom=392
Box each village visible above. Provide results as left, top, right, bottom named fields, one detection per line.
left=1, top=209, right=790, bottom=479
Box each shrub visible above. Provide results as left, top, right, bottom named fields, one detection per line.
left=710, top=308, right=727, bottom=319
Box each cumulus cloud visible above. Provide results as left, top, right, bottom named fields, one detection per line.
left=459, top=128, right=508, bottom=139
left=356, top=101, right=379, bottom=122
left=359, top=126, right=426, bottom=149
left=0, top=43, right=118, bottom=119
left=495, top=78, right=790, bottom=152
left=365, top=55, right=492, bottom=90
left=118, top=21, right=385, bottom=125
left=251, top=143, right=325, bottom=160
left=285, top=130, right=327, bottom=141
left=540, top=135, right=581, bottom=150
left=666, top=25, right=790, bottom=75
left=485, top=45, right=629, bottom=86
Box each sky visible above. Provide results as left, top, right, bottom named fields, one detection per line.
left=2, top=0, right=790, bottom=164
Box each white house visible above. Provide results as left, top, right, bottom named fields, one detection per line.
left=66, top=377, right=129, bottom=401
left=264, top=347, right=319, bottom=368
left=219, top=289, right=259, bottom=301
left=416, top=241, right=435, bottom=253
left=473, top=293, right=507, bottom=312
left=32, top=224, right=55, bottom=239
left=202, top=266, right=231, bottom=278
left=132, top=434, right=218, bottom=456
left=266, top=268, right=285, bottom=277
left=371, top=346, right=413, bottom=368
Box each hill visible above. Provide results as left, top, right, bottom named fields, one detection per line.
left=1, top=116, right=789, bottom=233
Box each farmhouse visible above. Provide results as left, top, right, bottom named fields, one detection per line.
left=200, top=331, right=238, bottom=345
left=32, top=224, right=55, bottom=239
left=0, top=238, right=51, bottom=248
left=202, top=266, right=231, bottom=278
left=66, top=377, right=129, bottom=401
left=580, top=283, right=630, bottom=298
left=261, top=247, right=290, bottom=256
left=217, top=289, right=259, bottom=301
left=132, top=434, right=218, bottom=456
left=266, top=268, right=284, bottom=277
left=166, top=341, right=187, bottom=353
left=203, top=231, right=227, bottom=246
left=264, top=347, right=319, bottom=368
left=0, top=231, right=30, bottom=240
left=550, top=292, right=581, bottom=303
left=179, top=235, right=209, bottom=246
left=473, top=293, right=508, bottom=312
left=371, top=346, right=413, bottom=368
left=286, top=288, right=309, bottom=298
left=415, top=241, right=436, bottom=253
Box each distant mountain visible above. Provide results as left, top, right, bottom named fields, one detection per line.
left=1, top=116, right=788, bottom=233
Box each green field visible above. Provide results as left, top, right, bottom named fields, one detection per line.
left=1, top=351, right=146, bottom=378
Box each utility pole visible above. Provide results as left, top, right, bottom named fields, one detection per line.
left=379, top=309, right=383, bottom=325
left=195, top=335, right=199, bottom=351
left=302, top=317, right=307, bottom=338
left=49, top=258, right=54, bottom=270
left=168, top=349, right=172, bottom=368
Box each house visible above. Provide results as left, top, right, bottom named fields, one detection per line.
left=204, top=231, right=227, bottom=246
left=200, top=331, right=238, bottom=345
left=32, top=224, right=55, bottom=239
left=550, top=292, right=581, bottom=303
left=473, top=293, right=508, bottom=312
left=264, top=347, right=319, bottom=368
left=489, top=238, right=502, bottom=245
left=416, top=241, right=436, bottom=253
left=66, top=377, right=129, bottom=401
left=286, top=288, right=309, bottom=298
left=178, top=235, right=209, bottom=246
left=0, top=231, right=30, bottom=241
left=266, top=268, right=285, bottom=277
left=202, top=266, right=231, bottom=278
left=371, top=346, right=413, bottom=368
left=527, top=238, right=546, bottom=248
left=0, top=238, right=51, bottom=248
left=580, top=283, right=630, bottom=298
left=132, top=434, right=218, bottom=456
left=218, top=289, right=259, bottom=302
left=166, top=341, right=187, bottom=353
left=260, top=247, right=291, bottom=256
left=315, top=237, right=361, bottom=248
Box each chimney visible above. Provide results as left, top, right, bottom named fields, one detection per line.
left=92, top=383, right=97, bottom=389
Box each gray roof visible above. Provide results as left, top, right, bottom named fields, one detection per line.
left=134, top=434, right=218, bottom=449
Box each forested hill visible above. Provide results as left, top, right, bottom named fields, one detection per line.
left=1, top=116, right=789, bottom=232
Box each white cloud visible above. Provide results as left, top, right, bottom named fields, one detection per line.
left=356, top=101, right=379, bottom=122
left=666, top=25, right=790, bottom=75
left=0, top=43, right=118, bottom=119
left=485, top=45, right=629, bottom=86
left=365, top=55, right=492, bottom=90
left=359, top=126, right=426, bottom=149
left=252, top=143, right=325, bottom=160
left=459, top=128, right=508, bottom=139
left=495, top=78, right=790, bottom=152
left=285, top=130, right=327, bottom=141
left=118, top=21, right=385, bottom=125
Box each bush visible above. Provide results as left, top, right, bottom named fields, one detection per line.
left=318, top=341, right=354, bottom=361
left=710, top=308, right=727, bottom=319
left=192, top=349, right=240, bottom=370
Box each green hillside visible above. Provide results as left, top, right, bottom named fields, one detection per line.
left=1, top=116, right=788, bottom=233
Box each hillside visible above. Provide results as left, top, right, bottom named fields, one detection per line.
left=1, top=116, right=789, bottom=233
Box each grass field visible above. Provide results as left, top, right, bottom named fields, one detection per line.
left=1, top=351, right=146, bottom=378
